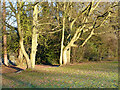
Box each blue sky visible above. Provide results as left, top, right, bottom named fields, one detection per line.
left=1, top=0, right=119, bottom=29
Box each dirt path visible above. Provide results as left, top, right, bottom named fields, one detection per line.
left=2, top=65, right=17, bottom=74
left=2, top=65, right=24, bottom=74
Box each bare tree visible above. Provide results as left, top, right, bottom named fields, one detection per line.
left=59, top=1, right=119, bottom=65
left=3, top=0, right=8, bottom=66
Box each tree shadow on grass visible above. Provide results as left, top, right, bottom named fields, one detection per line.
left=2, top=65, right=118, bottom=88
left=3, top=65, right=24, bottom=73
left=8, top=65, right=24, bottom=73
left=2, top=74, right=37, bottom=88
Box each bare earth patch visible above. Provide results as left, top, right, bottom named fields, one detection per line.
left=2, top=65, right=18, bottom=74
left=2, top=64, right=57, bottom=74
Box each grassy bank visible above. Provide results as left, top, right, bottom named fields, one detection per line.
left=2, top=61, right=118, bottom=88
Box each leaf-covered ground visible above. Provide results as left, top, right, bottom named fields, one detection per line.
left=2, top=61, right=118, bottom=88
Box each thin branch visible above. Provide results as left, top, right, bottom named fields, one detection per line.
left=89, top=0, right=101, bottom=15
left=37, top=29, right=62, bottom=34
left=71, top=44, right=78, bottom=47
left=32, top=0, right=45, bottom=6
left=48, top=29, right=62, bottom=34
left=70, top=3, right=91, bottom=31
left=51, top=25, right=61, bottom=31
left=95, top=12, right=111, bottom=29
left=75, top=29, right=83, bottom=41
left=8, top=0, right=16, bottom=15
left=37, top=7, right=43, bottom=14
left=36, top=23, right=54, bottom=26
left=6, top=14, right=15, bottom=22
left=83, top=26, right=93, bottom=32
left=5, top=22, right=18, bottom=30
left=81, top=29, right=95, bottom=47
left=67, top=34, right=71, bottom=39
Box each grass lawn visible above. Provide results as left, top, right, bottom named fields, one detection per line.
left=2, top=61, right=118, bottom=88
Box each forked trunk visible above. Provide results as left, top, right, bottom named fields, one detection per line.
left=19, top=37, right=31, bottom=68
left=17, top=0, right=31, bottom=69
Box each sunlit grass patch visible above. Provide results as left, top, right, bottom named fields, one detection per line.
left=2, top=61, right=118, bottom=88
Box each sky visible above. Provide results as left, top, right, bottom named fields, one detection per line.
left=1, top=0, right=120, bottom=2
left=0, top=0, right=119, bottom=29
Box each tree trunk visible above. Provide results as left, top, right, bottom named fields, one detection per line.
left=18, top=48, right=23, bottom=64
left=20, top=37, right=31, bottom=68
left=59, top=17, right=65, bottom=65
left=63, top=49, right=67, bottom=65
left=59, top=3, right=66, bottom=65
left=17, top=0, right=31, bottom=69
left=30, top=4, right=38, bottom=68
left=3, top=0, right=8, bottom=66
left=3, top=34, right=8, bottom=65
left=67, top=47, right=71, bottom=64
left=30, top=34, right=38, bottom=68
left=63, top=47, right=70, bottom=65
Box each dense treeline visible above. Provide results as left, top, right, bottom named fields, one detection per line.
left=2, top=1, right=119, bottom=69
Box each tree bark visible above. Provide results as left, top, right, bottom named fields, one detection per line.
left=59, top=17, right=65, bottom=65
left=63, top=47, right=70, bottom=65
left=18, top=48, right=23, bottom=64
left=19, top=36, right=31, bottom=68
left=17, top=0, right=31, bottom=68
left=3, top=0, right=8, bottom=66
left=30, top=4, right=38, bottom=68
left=67, top=48, right=71, bottom=64
left=59, top=3, right=66, bottom=65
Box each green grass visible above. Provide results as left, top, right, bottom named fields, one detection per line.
left=2, top=61, right=118, bottom=88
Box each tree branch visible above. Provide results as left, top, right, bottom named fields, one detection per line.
left=5, top=22, right=18, bottom=30
left=81, top=29, right=95, bottom=47
left=37, top=29, right=62, bottom=34
left=8, top=0, right=16, bottom=15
